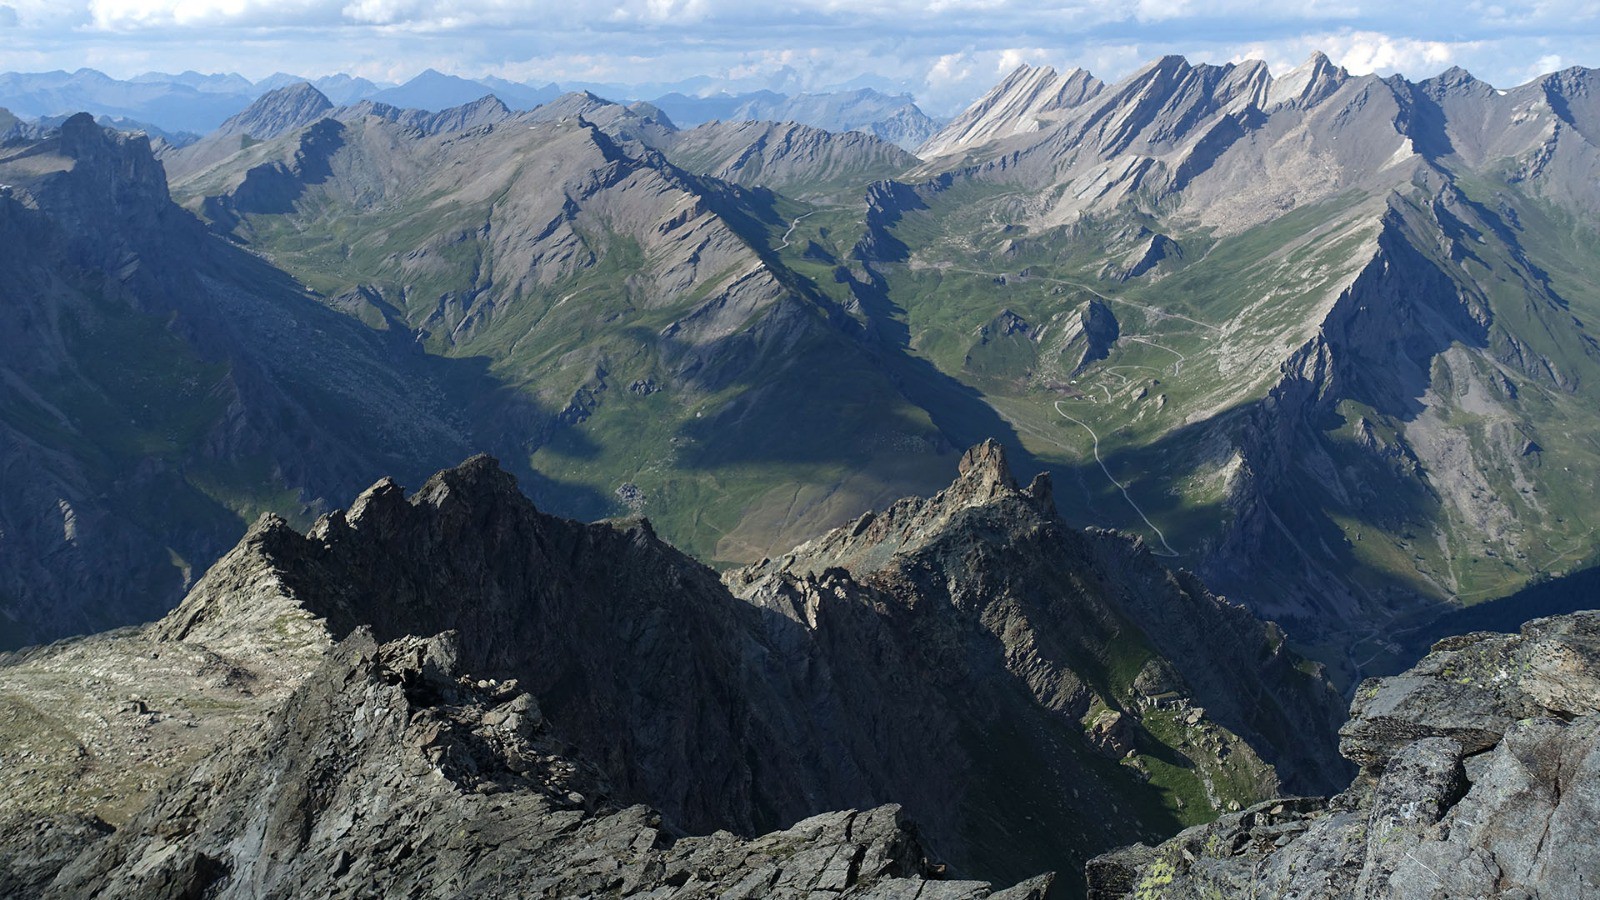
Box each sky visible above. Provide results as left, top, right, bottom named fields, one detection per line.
left=2, top=0, right=1598, bottom=113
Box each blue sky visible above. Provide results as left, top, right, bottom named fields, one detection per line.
left=2, top=0, right=1597, bottom=112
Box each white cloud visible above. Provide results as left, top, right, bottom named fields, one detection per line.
left=1325, top=31, right=1466, bottom=74
left=86, top=0, right=332, bottom=28
left=995, top=47, right=1054, bottom=73
left=927, top=52, right=973, bottom=87
left=1134, top=0, right=1190, bottom=22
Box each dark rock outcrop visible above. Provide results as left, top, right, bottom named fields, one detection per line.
left=1063, top=297, right=1120, bottom=374
left=854, top=176, right=949, bottom=261
left=46, top=629, right=1051, bottom=899
left=1087, top=611, right=1600, bottom=899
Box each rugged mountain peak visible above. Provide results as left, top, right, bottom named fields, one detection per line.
left=626, top=99, right=676, bottom=128
left=523, top=90, right=622, bottom=123
left=954, top=439, right=1055, bottom=514
left=955, top=437, right=1020, bottom=499
left=411, top=93, right=513, bottom=133
left=215, top=81, right=333, bottom=140
left=331, top=93, right=513, bottom=135
left=1117, top=54, right=1191, bottom=95
left=1088, top=612, right=1600, bottom=900
left=1419, top=64, right=1496, bottom=101
left=56, top=110, right=98, bottom=144
left=410, top=451, right=526, bottom=511
left=760, top=440, right=1061, bottom=577
left=1267, top=49, right=1349, bottom=108
left=918, top=63, right=1104, bottom=158
left=1217, top=58, right=1273, bottom=104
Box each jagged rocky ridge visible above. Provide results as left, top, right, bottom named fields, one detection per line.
left=1087, top=610, right=1600, bottom=898
left=40, top=629, right=1050, bottom=899
left=919, top=65, right=1103, bottom=160
left=0, top=445, right=1345, bottom=894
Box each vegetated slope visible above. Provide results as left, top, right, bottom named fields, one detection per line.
left=1088, top=609, right=1600, bottom=899
left=0, top=447, right=1346, bottom=895
left=835, top=52, right=1600, bottom=667
left=169, top=89, right=970, bottom=568
left=0, top=114, right=485, bottom=649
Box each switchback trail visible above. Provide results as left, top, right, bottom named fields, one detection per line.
left=777, top=211, right=815, bottom=250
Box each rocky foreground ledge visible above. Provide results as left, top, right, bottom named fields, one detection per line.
left=43, top=628, right=1050, bottom=899
left=1087, top=611, right=1600, bottom=899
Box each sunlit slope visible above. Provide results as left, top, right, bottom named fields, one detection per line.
left=174, top=107, right=958, bottom=564
left=843, top=54, right=1600, bottom=644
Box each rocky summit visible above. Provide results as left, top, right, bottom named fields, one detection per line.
left=1086, top=611, right=1600, bottom=898
left=0, top=445, right=1344, bottom=895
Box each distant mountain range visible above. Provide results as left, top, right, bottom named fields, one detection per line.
left=651, top=88, right=941, bottom=148
left=0, top=68, right=943, bottom=149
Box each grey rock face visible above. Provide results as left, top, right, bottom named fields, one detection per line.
left=45, top=629, right=1050, bottom=899
left=0, top=814, right=112, bottom=897
left=1087, top=611, right=1600, bottom=899
left=919, top=64, right=1104, bottom=159
left=1062, top=297, right=1120, bottom=374
left=212, top=82, right=333, bottom=141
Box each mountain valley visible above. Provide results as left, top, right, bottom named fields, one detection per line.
left=126, top=56, right=1600, bottom=676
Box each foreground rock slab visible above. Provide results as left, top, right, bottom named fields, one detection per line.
left=1087, top=611, right=1600, bottom=899
left=39, top=629, right=1053, bottom=899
